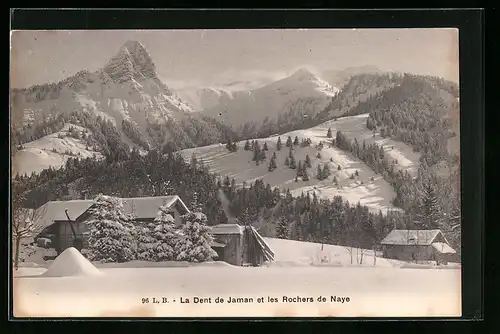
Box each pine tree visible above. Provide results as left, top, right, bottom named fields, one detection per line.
left=293, top=136, right=299, bottom=146
left=327, top=127, right=332, bottom=138
left=176, top=210, right=217, bottom=262
left=338, top=165, right=342, bottom=171
left=253, top=141, right=262, bottom=161
left=417, top=180, right=441, bottom=229
left=302, top=169, right=310, bottom=181
left=305, top=154, right=312, bottom=168
left=86, top=195, right=136, bottom=263
left=322, top=164, right=331, bottom=179
left=285, top=156, right=290, bottom=166
left=355, top=170, right=359, bottom=177
left=316, top=152, right=321, bottom=159
left=275, top=217, right=289, bottom=239
left=297, top=161, right=303, bottom=177
left=272, top=152, right=277, bottom=160
left=286, top=136, right=293, bottom=147
left=277, top=137, right=282, bottom=151
left=316, top=164, right=323, bottom=180
left=289, top=154, right=297, bottom=169
left=149, top=204, right=179, bottom=261
left=268, top=156, right=277, bottom=172
left=244, top=140, right=251, bottom=151
left=134, top=222, right=156, bottom=261
left=225, top=138, right=233, bottom=152
left=263, top=142, right=268, bottom=151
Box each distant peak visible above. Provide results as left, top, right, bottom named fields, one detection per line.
left=120, top=40, right=148, bottom=54
left=289, top=68, right=317, bottom=80
left=103, top=40, right=157, bottom=83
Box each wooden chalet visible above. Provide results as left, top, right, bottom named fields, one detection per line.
left=380, top=229, right=457, bottom=264
left=31, top=195, right=275, bottom=266
left=32, top=195, right=190, bottom=254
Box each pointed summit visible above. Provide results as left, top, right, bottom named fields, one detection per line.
left=103, top=40, right=157, bottom=84
left=289, top=68, right=317, bottom=81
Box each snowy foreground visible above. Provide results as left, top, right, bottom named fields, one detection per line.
left=181, top=114, right=420, bottom=213
left=13, top=238, right=461, bottom=318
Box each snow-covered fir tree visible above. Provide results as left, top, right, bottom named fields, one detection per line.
left=275, top=217, right=289, bottom=239
left=316, top=164, right=324, bottom=180
left=150, top=204, right=179, bottom=261
left=134, top=222, right=156, bottom=261
left=176, top=202, right=217, bottom=263
left=86, top=194, right=136, bottom=263
left=276, top=137, right=282, bottom=150
left=417, top=180, right=442, bottom=229
left=305, top=154, right=312, bottom=168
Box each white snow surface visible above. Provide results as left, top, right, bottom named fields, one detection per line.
left=12, top=123, right=103, bottom=177
left=201, top=68, right=340, bottom=126
left=41, top=247, right=103, bottom=278
left=13, top=238, right=460, bottom=317
left=181, top=114, right=420, bottom=213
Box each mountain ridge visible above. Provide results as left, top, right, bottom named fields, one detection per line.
left=200, top=68, right=339, bottom=127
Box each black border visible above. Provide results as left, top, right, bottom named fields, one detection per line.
left=8, top=8, right=484, bottom=328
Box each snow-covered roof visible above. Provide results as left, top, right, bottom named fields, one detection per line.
left=32, top=195, right=189, bottom=235
left=211, top=224, right=244, bottom=235
left=121, top=195, right=189, bottom=218
left=431, top=242, right=456, bottom=254
left=380, top=229, right=443, bottom=246
left=32, top=200, right=95, bottom=234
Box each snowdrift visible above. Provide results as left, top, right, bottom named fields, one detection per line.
left=42, top=247, right=103, bottom=277
left=93, top=260, right=236, bottom=269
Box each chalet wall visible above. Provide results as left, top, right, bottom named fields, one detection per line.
left=213, top=234, right=241, bottom=266
left=383, top=245, right=436, bottom=261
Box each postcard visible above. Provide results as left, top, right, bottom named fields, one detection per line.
left=10, top=28, right=461, bottom=317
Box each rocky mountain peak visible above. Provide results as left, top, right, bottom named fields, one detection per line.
left=289, top=68, right=318, bottom=81
left=103, top=40, right=157, bottom=84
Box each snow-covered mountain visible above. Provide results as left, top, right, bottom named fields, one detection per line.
left=175, top=87, right=239, bottom=111
left=12, top=40, right=193, bottom=132
left=200, top=68, right=340, bottom=127
left=11, top=41, right=235, bottom=176
left=321, top=65, right=383, bottom=87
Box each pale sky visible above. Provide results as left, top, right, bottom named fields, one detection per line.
left=10, top=29, right=459, bottom=89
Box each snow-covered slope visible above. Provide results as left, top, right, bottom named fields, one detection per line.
left=175, top=86, right=239, bottom=111
left=11, top=41, right=235, bottom=175
left=201, top=68, right=339, bottom=127
left=12, top=41, right=192, bottom=133
left=12, top=123, right=103, bottom=177
left=181, top=114, right=420, bottom=213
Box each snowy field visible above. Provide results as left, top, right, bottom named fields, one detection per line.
left=182, top=114, right=420, bottom=213
left=12, top=123, right=103, bottom=177
left=13, top=238, right=461, bottom=318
